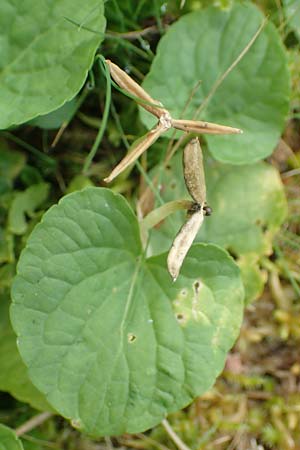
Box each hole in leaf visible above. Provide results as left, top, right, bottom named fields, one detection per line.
left=193, top=280, right=201, bottom=294
left=176, top=313, right=185, bottom=323
left=71, top=418, right=82, bottom=429
left=128, top=333, right=137, bottom=343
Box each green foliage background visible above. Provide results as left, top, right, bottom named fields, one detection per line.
left=0, top=0, right=299, bottom=448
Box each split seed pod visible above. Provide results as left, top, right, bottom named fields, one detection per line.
left=167, top=138, right=210, bottom=281
left=183, top=137, right=206, bottom=205
left=104, top=60, right=242, bottom=184
left=167, top=206, right=204, bottom=281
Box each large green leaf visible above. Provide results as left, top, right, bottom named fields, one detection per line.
left=0, top=424, right=24, bottom=450
left=0, top=292, right=51, bottom=411
left=283, top=0, right=300, bottom=37
left=11, top=187, right=244, bottom=437
left=0, top=0, right=106, bottom=129
left=140, top=3, right=290, bottom=164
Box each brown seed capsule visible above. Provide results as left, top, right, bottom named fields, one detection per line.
left=172, top=118, right=243, bottom=135
left=183, top=137, right=206, bottom=205
left=104, top=121, right=169, bottom=183
left=167, top=207, right=204, bottom=282
left=106, top=59, right=168, bottom=119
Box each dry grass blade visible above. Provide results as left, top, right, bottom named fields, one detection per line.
left=167, top=207, right=204, bottom=281
left=172, top=118, right=243, bottom=135
left=104, top=123, right=167, bottom=183
left=106, top=59, right=168, bottom=118
left=183, top=138, right=206, bottom=205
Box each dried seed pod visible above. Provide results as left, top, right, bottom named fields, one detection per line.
left=183, top=137, right=206, bottom=205
left=167, top=138, right=212, bottom=281
left=104, top=119, right=171, bottom=183
left=167, top=207, right=204, bottom=282
left=172, top=118, right=243, bottom=135
left=106, top=60, right=168, bottom=119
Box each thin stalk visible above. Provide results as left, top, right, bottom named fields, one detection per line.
left=15, top=412, right=53, bottom=437
left=164, top=18, right=266, bottom=166
left=141, top=199, right=192, bottom=231
left=153, top=0, right=164, bottom=35
left=1, top=132, right=56, bottom=167
left=64, top=17, right=152, bottom=60
left=51, top=85, right=90, bottom=148
left=195, top=17, right=267, bottom=118
left=83, top=56, right=111, bottom=174
left=107, top=25, right=158, bottom=40
left=161, top=418, right=191, bottom=450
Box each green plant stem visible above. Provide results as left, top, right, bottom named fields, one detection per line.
left=111, top=0, right=125, bottom=31
left=83, top=56, right=111, bottom=174
left=153, top=0, right=164, bottom=35
left=105, top=33, right=152, bottom=60
left=1, top=132, right=56, bottom=167
left=141, top=199, right=192, bottom=231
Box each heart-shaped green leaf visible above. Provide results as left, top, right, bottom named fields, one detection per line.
left=140, top=3, right=290, bottom=164
left=11, top=187, right=244, bottom=437
left=0, top=0, right=106, bottom=129
left=0, top=424, right=24, bottom=450
left=0, top=292, right=51, bottom=411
